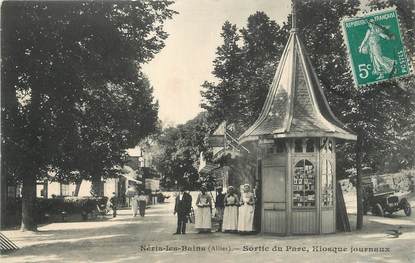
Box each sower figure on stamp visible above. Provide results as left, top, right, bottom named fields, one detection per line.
left=359, top=21, right=395, bottom=80
left=173, top=187, right=192, bottom=235
left=215, top=187, right=225, bottom=232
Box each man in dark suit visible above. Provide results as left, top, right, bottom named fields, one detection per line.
left=174, top=187, right=192, bottom=235
left=215, top=187, right=225, bottom=232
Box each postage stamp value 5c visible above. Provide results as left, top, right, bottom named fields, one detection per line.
left=341, top=7, right=412, bottom=87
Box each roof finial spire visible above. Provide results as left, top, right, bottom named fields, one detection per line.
left=291, top=0, right=297, bottom=31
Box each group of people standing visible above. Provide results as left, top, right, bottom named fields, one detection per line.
left=224, top=184, right=255, bottom=233
left=131, top=191, right=147, bottom=217
left=214, top=184, right=256, bottom=234
left=173, top=184, right=258, bottom=235
left=106, top=191, right=146, bottom=219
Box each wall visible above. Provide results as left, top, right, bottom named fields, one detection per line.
left=35, top=179, right=118, bottom=198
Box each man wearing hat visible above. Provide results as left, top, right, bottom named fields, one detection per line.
left=215, top=187, right=225, bottom=232
left=173, top=187, right=192, bottom=234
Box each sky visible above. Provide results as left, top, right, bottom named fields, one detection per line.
left=142, top=0, right=292, bottom=126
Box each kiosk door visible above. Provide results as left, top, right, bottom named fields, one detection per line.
left=262, top=165, right=286, bottom=234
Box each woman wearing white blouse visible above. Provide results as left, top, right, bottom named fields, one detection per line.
left=238, top=184, right=255, bottom=233
left=222, top=186, right=239, bottom=232
left=195, top=186, right=212, bottom=233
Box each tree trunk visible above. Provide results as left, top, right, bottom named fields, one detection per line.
left=0, top=166, right=7, bottom=229
left=21, top=78, right=42, bottom=231
left=74, top=180, right=82, bottom=197
left=356, top=136, right=363, bottom=230
left=21, top=175, right=37, bottom=231
left=91, top=178, right=104, bottom=196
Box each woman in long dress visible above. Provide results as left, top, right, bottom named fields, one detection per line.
left=222, top=186, right=239, bottom=233
left=131, top=193, right=139, bottom=217
left=195, top=186, right=212, bottom=233
left=238, top=184, right=255, bottom=234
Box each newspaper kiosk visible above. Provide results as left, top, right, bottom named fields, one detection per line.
left=239, top=1, right=357, bottom=235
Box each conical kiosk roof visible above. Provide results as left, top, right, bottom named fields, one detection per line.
left=239, top=27, right=357, bottom=143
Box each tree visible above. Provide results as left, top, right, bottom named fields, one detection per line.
left=1, top=1, right=176, bottom=230
left=201, top=22, right=244, bottom=130
left=240, top=12, right=288, bottom=122
left=201, top=12, right=288, bottom=135
left=154, top=112, right=214, bottom=190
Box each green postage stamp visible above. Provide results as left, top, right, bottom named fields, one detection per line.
left=341, top=7, right=412, bottom=87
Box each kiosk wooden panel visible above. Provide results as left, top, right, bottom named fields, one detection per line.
left=292, top=210, right=317, bottom=234
left=321, top=209, right=336, bottom=233
left=262, top=165, right=286, bottom=234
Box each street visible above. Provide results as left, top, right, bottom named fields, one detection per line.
left=1, top=193, right=415, bottom=263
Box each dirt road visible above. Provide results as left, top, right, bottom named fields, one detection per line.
left=1, top=194, right=414, bottom=263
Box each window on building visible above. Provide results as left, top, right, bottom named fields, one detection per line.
left=306, top=138, right=314, bottom=152
left=328, top=139, right=333, bottom=153
left=294, top=139, right=303, bottom=152
left=262, top=143, right=274, bottom=154
left=276, top=140, right=286, bottom=153
left=293, top=159, right=315, bottom=208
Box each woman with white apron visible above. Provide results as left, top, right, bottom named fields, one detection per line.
left=222, top=186, right=239, bottom=232
left=238, top=184, right=254, bottom=233
left=195, top=186, right=212, bottom=233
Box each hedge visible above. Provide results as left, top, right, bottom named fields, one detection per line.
left=4, top=196, right=109, bottom=227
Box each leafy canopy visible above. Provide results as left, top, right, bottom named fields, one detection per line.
left=1, top=1, right=176, bottom=182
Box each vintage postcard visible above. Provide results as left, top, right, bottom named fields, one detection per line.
left=1, top=0, right=414, bottom=263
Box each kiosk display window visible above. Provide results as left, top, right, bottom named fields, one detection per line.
left=321, top=160, right=334, bottom=206
left=293, top=159, right=315, bottom=207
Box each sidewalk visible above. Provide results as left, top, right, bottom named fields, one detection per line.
left=1, top=195, right=414, bottom=263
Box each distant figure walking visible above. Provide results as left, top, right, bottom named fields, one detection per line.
left=131, top=193, right=139, bottom=217
left=109, top=192, right=118, bottom=218
left=138, top=191, right=147, bottom=217
left=222, top=186, right=239, bottom=232
left=195, top=186, right=212, bottom=233
left=238, top=184, right=254, bottom=233
left=173, top=187, right=192, bottom=235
